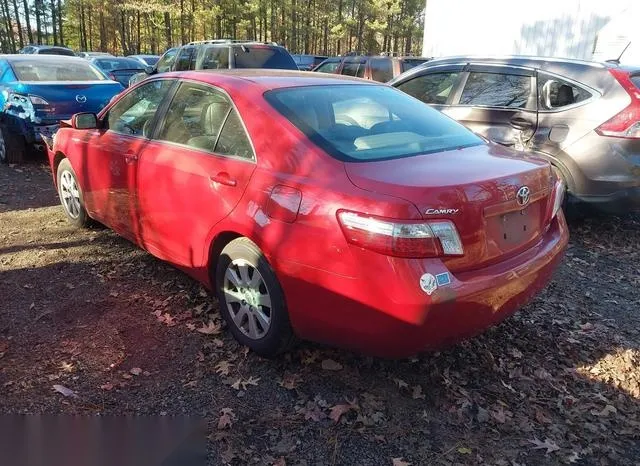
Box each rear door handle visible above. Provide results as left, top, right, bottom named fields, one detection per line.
left=124, top=152, right=138, bottom=163
left=209, top=172, right=237, bottom=187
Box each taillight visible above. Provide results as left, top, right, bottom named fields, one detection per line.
left=337, top=210, right=463, bottom=258
left=596, top=69, right=640, bottom=139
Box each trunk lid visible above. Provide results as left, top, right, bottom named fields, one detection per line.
left=17, top=81, right=124, bottom=123
left=344, top=143, right=553, bottom=272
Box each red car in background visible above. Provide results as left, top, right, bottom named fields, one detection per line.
left=47, top=70, right=568, bottom=357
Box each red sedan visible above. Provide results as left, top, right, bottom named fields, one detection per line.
left=47, top=70, right=569, bottom=357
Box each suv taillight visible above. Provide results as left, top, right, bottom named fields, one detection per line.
left=337, top=210, right=463, bottom=258
left=596, top=69, right=640, bottom=139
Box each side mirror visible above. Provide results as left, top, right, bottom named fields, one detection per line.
left=144, top=65, right=155, bottom=75
left=72, top=112, right=98, bottom=130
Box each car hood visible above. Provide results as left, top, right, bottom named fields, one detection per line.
left=344, top=143, right=555, bottom=272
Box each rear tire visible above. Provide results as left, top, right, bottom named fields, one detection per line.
left=56, top=158, right=91, bottom=228
left=0, top=124, right=26, bottom=164
left=215, top=237, right=296, bottom=358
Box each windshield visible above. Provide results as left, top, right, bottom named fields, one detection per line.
left=95, top=58, right=145, bottom=71
left=233, top=46, right=297, bottom=70
left=11, top=59, right=106, bottom=81
left=265, top=84, right=483, bottom=162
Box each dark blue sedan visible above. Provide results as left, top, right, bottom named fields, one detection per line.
left=90, top=57, right=146, bottom=88
left=0, top=55, right=124, bottom=163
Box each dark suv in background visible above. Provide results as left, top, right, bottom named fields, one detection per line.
left=391, top=56, right=640, bottom=213
left=130, top=40, right=298, bottom=85
left=313, top=54, right=429, bottom=82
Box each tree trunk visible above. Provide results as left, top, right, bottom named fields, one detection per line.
left=11, top=0, right=22, bottom=48
left=119, top=10, right=127, bottom=54
left=56, top=0, right=62, bottom=45
left=179, top=0, right=184, bottom=44
left=34, top=0, right=42, bottom=44
left=164, top=11, right=171, bottom=48
left=87, top=5, right=92, bottom=50
left=136, top=11, right=140, bottom=53
left=304, top=0, right=311, bottom=53
left=49, top=0, right=57, bottom=45
left=1, top=0, right=14, bottom=51
left=21, top=0, right=32, bottom=44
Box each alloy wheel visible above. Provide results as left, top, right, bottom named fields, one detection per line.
left=222, top=259, right=272, bottom=340
left=59, top=170, right=81, bottom=219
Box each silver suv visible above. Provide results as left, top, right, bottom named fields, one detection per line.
left=390, top=56, right=640, bottom=213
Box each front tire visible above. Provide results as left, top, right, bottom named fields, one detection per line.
left=0, top=124, right=26, bottom=164
left=215, top=237, right=295, bottom=357
left=56, top=158, right=90, bottom=228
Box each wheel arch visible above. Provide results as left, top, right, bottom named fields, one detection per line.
left=52, top=151, right=67, bottom=183
left=207, top=231, right=243, bottom=283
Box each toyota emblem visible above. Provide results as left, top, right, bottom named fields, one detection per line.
left=75, top=95, right=87, bottom=103
left=516, top=186, right=531, bottom=207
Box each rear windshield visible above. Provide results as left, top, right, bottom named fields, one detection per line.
left=143, top=56, right=159, bottom=66
left=95, top=58, right=144, bottom=71
left=39, top=48, right=76, bottom=56
left=265, top=84, right=483, bottom=162
left=11, top=59, right=106, bottom=81
left=233, top=46, right=297, bottom=70
left=401, top=59, right=428, bottom=72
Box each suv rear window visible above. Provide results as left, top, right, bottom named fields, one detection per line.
left=232, top=46, right=297, bottom=70
left=401, top=59, right=428, bottom=72
left=265, top=84, right=482, bottom=162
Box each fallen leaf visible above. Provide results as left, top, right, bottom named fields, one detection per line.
left=60, top=362, right=74, bottom=372
left=272, top=458, right=286, bottom=466
left=53, top=384, right=78, bottom=398
left=535, top=407, right=552, bottom=424
left=197, top=321, right=222, bottom=335
left=217, top=407, right=235, bottom=429
left=411, top=385, right=425, bottom=399
left=122, top=373, right=132, bottom=380
left=100, top=382, right=114, bottom=391
left=186, top=323, right=196, bottom=331
left=321, top=359, right=343, bottom=371
left=591, top=404, right=617, bottom=417
left=278, top=373, right=302, bottom=390
left=393, top=378, right=408, bottom=389
left=457, top=447, right=472, bottom=454
left=329, top=404, right=353, bottom=423
left=231, top=376, right=260, bottom=390
left=215, top=361, right=233, bottom=376
left=130, top=367, right=142, bottom=376
left=510, top=347, right=523, bottom=359
left=391, top=458, right=411, bottom=466
left=529, top=437, right=560, bottom=454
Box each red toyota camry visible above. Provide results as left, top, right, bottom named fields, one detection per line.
left=47, top=70, right=569, bottom=357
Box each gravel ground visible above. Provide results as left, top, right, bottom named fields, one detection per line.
left=1, top=161, right=639, bottom=465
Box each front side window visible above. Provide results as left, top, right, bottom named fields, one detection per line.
left=459, top=72, right=533, bottom=108
left=156, top=48, right=178, bottom=73
left=175, top=46, right=197, bottom=72
left=537, top=73, right=592, bottom=110
left=369, top=58, right=393, bottom=82
left=107, top=80, right=174, bottom=136
left=11, top=59, right=106, bottom=81
left=158, top=82, right=253, bottom=159
left=265, top=84, right=483, bottom=162
left=315, top=60, right=340, bottom=73
left=397, top=72, right=460, bottom=105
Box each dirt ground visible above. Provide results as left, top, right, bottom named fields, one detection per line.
left=1, top=161, right=639, bottom=465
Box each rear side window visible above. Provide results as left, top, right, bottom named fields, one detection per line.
left=401, top=59, right=428, bottom=72
left=537, top=73, right=592, bottom=110
left=341, top=60, right=365, bottom=78
left=460, top=72, right=533, bottom=108
left=233, top=46, right=297, bottom=70
left=265, top=84, right=482, bottom=163
left=370, top=58, right=393, bottom=82
left=315, top=60, right=340, bottom=73
left=200, top=46, right=230, bottom=70
left=397, top=72, right=460, bottom=105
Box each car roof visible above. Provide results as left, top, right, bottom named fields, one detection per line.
left=168, top=69, right=379, bottom=90
left=1, top=54, right=89, bottom=63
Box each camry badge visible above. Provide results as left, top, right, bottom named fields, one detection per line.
left=425, top=208, right=459, bottom=215
left=516, top=186, right=530, bottom=207
left=75, top=95, right=87, bottom=103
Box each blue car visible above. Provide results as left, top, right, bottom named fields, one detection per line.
left=89, top=57, right=146, bottom=88
left=0, top=55, right=124, bottom=163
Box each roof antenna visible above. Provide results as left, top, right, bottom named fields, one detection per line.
left=606, top=41, right=631, bottom=64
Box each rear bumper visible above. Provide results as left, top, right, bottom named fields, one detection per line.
left=278, top=212, right=569, bottom=357
left=573, top=186, right=640, bottom=213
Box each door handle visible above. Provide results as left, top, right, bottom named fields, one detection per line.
left=124, top=152, right=138, bottom=163
left=209, top=172, right=237, bottom=187
left=510, top=117, right=534, bottom=131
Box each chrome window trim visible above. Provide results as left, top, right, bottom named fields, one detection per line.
left=535, top=69, right=601, bottom=114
